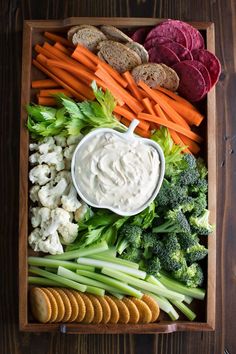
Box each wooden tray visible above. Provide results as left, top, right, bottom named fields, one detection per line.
left=19, top=17, right=216, bottom=333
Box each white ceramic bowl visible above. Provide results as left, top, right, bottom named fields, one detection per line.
left=71, top=119, right=165, bottom=216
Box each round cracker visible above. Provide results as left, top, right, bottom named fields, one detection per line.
left=41, top=288, right=58, bottom=323
left=110, top=296, right=130, bottom=324
left=47, top=288, right=65, bottom=322
left=141, top=294, right=160, bottom=322
left=122, top=297, right=140, bottom=324
left=104, top=295, right=119, bottom=324
left=95, top=296, right=111, bottom=324
left=70, top=290, right=86, bottom=322
left=86, top=294, right=103, bottom=324
left=130, top=298, right=152, bottom=323
left=160, top=64, right=179, bottom=91
left=79, top=292, right=95, bottom=323
left=62, top=288, right=79, bottom=322
left=30, top=287, right=52, bottom=323
left=56, top=288, right=72, bottom=322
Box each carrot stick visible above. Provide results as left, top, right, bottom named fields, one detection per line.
left=122, top=71, right=143, bottom=100
left=72, top=51, right=97, bottom=71
left=35, top=44, right=60, bottom=60
left=44, top=32, right=73, bottom=47
left=138, top=81, right=191, bottom=130
left=138, top=111, right=203, bottom=143
left=32, top=79, right=59, bottom=89
left=156, top=86, right=197, bottom=110
left=72, top=45, right=128, bottom=88
left=178, top=135, right=200, bottom=154
left=114, top=106, right=150, bottom=131
left=33, top=59, right=86, bottom=101
left=120, top=118, right=151, bottom=138
left=95, top=65, right=143, bottom=114
left=38, top=96, right=57, bottom=106
left=39, top=89, right=72, bottom=97
left=43, top=42, right=78, bottom=65
left=142, top=97, right=156, bottom=115
left=54, top=42, right=71, bottom=55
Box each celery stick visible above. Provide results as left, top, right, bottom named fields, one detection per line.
left=77, top=258, right=146, bottom=279
left=184, top=296, right=193, bottom=305
left=76, top=264, right=95, bottom=272
left=58, top=266, right=124, bottom=295
left=110, top=292, right=124, bottom=300
left=102, top=268, right=185, bottom=302
left=89, top=254, right=139, bottom=269
left=95, top=248, right=116, bottom=258
left=75, top=269, right=143, bottom=298
left=85, top=286, right=105, bottom=296
left=28, top=276, right=61, bottom=286
left=28, top=257, right=95, bottom=272
left=29, top=267, right=87, bottom=292
left=44, top=267, right=57, bottom=273
left=146, top=292, right=179, bottom=321
left=45, top=241, right=108, bottom=260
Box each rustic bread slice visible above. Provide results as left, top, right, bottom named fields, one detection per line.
left=131, top=63, right=167, bottom=88
left=160, top=64, right=180, bottom=91
left=72, top=28, right=107, bottom=52
left=100, top=25, right=133, bottom=43
left=68, top=25, right=103, bottom=41
left=126, top=42, right=149, bottom=63
left=98, top=41, right=142, bottom=73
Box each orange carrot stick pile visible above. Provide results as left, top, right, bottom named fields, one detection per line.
left=31, top=32, right=205, bottom=151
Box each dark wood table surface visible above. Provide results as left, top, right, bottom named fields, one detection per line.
left=0, top=0, right=235, bottom=353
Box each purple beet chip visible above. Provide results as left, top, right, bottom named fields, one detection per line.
left=144, top=36, right=173, bottom=50
left=146, top=23, right=188, bottom=47
left=172, top=61, right=207, bottom=102
left=164, top=42, right=193, bottom=61
left=148, top=45, right=180, bottom=67
left=182, top=60, right=211, bottom=91
left=161, top=19, right=193, bottom=50
left=191, top=49, right=221, bottom=87
left=131, top=27, right=151, bottom=44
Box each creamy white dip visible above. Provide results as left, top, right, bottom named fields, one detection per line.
left=74, top=132, right=160, bottom=212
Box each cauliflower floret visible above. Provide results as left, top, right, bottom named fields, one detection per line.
left=30, top=207, right=51, bottom=229
left=28, top=228, right=63, bottom=254
left=67, top=135, right=83, bottom=146
left=29, top=185, right=40, bottom=203
left=29, top=143, right=39, bottom=151
left=29, top=152, right=40, bottom=165
left=74, top=202, right=91, bottom=222
left=38, top=145, right=65, bottom=171
left=64, top=145, right=76, bottom=170
left=54, top=135, right=67, bottom=147
left=54, top=170, right=72, bottom=184
left=58, top=222, right=78, bottom=245
left=29, top=164, right=55, bottom=185
left=38, top=137, right=55, bottom=154
left=38, top=178, right=68, bottom=209
left=61, top=184, right=81, bottom=212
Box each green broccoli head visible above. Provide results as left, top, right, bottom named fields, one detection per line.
left=157, top=234, right=186, bottom=272
left=153, top=208, right=191, bottom=234
left=191, top=192, right=207, bottom=216
left=146, top=256, right=161, bottom=276
left=116, top=224, right=142, bottom=254
left=177, top=232, right=199, bottom=250
left=120, top=246, right=142, bottom=263
left=196, top=157, right=208, bottom=179
left=185, top=243, right=208, bottom=264
left=172, top=262, right=204, bottom=287
left=140, top=232, right=160, bottom=259
left=189, top=209, right=214, bottom=235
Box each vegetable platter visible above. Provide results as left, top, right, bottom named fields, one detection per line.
left=19, top=18, right=217, bottom=333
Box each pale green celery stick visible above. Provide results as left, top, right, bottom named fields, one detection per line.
left=86, top=286, right=105, bottom=296
left=57, top=266, right=124, bottom=295
left=146, top=292, right=179, bottom=321
left=28, top=256, right=95, bottom=272
left=89, top=254, right=139, bottom=269
left=95, top=248, right=116, bottom=258
left=110, top=292, right=124, bottom=300
left=29, top=267, right=86, bottom=292
left=28, top=276, right=61, bottom=287
left=76, top=264, right=95, bottom=272
left=147, top=275, right=196, bottom=321
left=44, top=267, right=57, bottom=273
left=77, top=258, right=146, bottom=279
left=45, top=241, right=108, bottom=260
left=102, top=268, right=184, bottom=302
left=75, top=269, right=143, bottom=298
left=184, top=296, right=193, bottom=305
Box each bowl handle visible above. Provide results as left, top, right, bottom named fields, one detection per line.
left=123, top=119, right=140, bottom=138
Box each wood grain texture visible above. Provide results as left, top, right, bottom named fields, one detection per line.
left=0, top=0, right=235, bottom=353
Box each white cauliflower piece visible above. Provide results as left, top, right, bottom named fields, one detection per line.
left=30, top=207, right=51, bottom=229
left=29, top=164, right=55, bottom=185
left=38, top=178, right=68, bottom=209
left=54, top=170, right=72, bottom=184
left=74, top=202, right=91, bottom=222
left=29, top=143, right=39, bottom=151
left=38, top=145, right=65, bottom=171
left=67, top=135, right=83, bottom=146
left=61, top=184, right=81, bottom=212
left=29, top=152, right=40, bottom=165
left=64, top=145, right=76, bottom=170
left=29, top=185, right=40, bottom=203
left=28, top=228, right=63, bottom=254
left=58, top=222, right=78, bottom=245
left=54, top=135, right=67, bottom=147
left=38, top=137, right=55, bottom=154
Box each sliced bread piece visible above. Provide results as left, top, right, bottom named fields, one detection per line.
left=131, top=63, right=167, bottom=88
left=100, top=25, right=133, bottom=43
left=126, top=42, right=149, bottom=63
left=68, top=25, right=103, bottom=41
left=72, top=27, right=107, bottom=52
left=160, top=64, right=180, bottom=91
left=98, top=41, right=142, bottom=73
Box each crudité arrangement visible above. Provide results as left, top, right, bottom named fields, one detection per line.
left=26, top=20, right=219, bottom=325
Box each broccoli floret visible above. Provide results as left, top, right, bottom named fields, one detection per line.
left=153, top=208, right=191, bottom=234
left=157, top=234, right=187, bottom=272
left=179, top=196, right=195, bottom=213
left=191, top=193, right=207, bottom=216
left=140, top=232, right=159, bottom=259
left=178, top=168, right=200, bottom=186
left=177, top=233, right=199, bottom=250
left=120, top=246, right=142, bottom=263
left=196, top=157, right=208, bottom=179
left=185, top=243, right=208, bottom=264
left=189, top=178, right=208, bottom=195
left=116, top=224, right=142, bottom=254
left=189, top=209, right=213, bottom=235
left=156, top=180, right=190, bottom=211
left=146, top=257, right=161, bottom=276
left=172, top=263, right=204, bottom=287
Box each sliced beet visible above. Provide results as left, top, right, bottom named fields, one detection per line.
left=164, top=42, right=193, bottom=61
left=146, top=23, right=187, bottom=47
left=162, top=19, right=193, bottom=50
left=172, top=61, right=207, bottom=102
left=191, top=49, right=221, bottom=87
left=131, top=27, right=151, bottom=44
left=181, top=60, right=211, bottom=91
left=144, top=36, right=173, bottom=50
left=148, top=45, right=180, bottom=67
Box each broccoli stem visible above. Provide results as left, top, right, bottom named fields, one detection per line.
left=75, top=269, right=142, bottom=298
left=77, top=258, right=146, bottom=279
left=45, top=241, right=109, bottom=260
left=116, top=239, right=129, bottom=254
left=28, top=276, right=61, bottom=286
left=89, top=254, right=139, bottom=269
left=146, top=292, right=179, bottom=321
left=28, top=256, right=95, bottom=271
left=29, top=266, right=87, bottom=292
left=102, top=268, right=185, bottom=302
left=152, top=220, right=176, bottom=233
